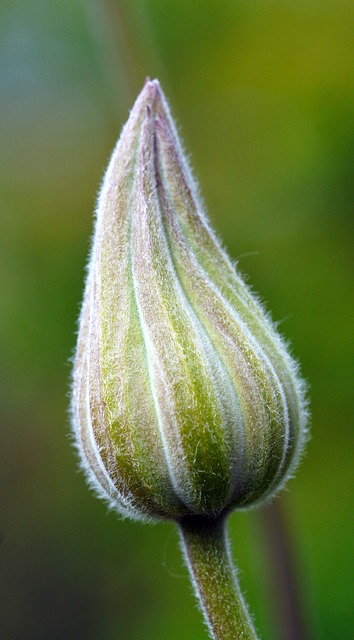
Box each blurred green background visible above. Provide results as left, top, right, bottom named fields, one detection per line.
left=1, top=1, right=353, bottom=638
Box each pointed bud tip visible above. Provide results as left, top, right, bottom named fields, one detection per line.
left=140, top=77, right=163, bottom=105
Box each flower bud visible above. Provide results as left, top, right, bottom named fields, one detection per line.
left=71, top=79, right=308, bottom=521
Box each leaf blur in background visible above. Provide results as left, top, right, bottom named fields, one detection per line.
left=0, top=1, right=353, bottom=639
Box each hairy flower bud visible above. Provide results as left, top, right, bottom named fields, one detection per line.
left=71, top=79, right=308, bottom=522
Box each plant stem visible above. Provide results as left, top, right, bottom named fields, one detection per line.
left=262, top=501, right=309, bottom=640
left=179, top=515, right=259, bottom=640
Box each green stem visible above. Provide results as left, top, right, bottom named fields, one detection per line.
left=179, top=515, right=259, bottom=640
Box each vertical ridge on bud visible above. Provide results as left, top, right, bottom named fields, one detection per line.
left=71, top=78, right=308, bottom=522
left=130, top=100, right=243, bottom=512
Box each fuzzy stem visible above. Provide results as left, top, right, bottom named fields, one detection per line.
left=179, top=515, right=259, bottom=640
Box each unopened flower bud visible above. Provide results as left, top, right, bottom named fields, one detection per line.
left=71, top=79, right=308, bottom=522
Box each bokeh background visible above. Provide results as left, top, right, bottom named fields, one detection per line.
left=1, top=1, right=353, bottom=638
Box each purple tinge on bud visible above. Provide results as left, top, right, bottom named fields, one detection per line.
left=71, top=79, right=308, bottom=521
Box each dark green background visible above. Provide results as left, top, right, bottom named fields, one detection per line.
left=1, top=1, right=353, bottom=638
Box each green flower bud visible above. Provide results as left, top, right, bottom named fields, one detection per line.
left=71, top=79, right=308, bottom=522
